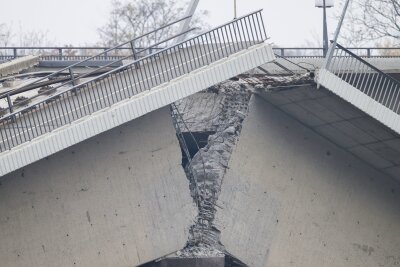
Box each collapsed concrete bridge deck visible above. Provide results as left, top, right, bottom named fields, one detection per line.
left=0, top=76, right=399, bottom=267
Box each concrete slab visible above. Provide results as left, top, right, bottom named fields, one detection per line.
left=349, top=146, right=395, bottom=169
left=317, top=95, right=364, bottom=120
left=296, top=99, right=343, bottom=123
left=257, top=84, right=400, bottom=180
left=384, top=139, right=400, bottom=153
left=315, top=124, right=359, bottom=148
left=0, top=55, right=39, bottom=77
left=366, top=142, right=400, bottom=165
left=0, top=107, right=196, bottom=267
left=216, top=95, right=400, bottom=267
left=349, top=117, right=396, bottom=141
left=331, top=121, right=378, bottom=145
left=280, top=103, right=325, bottom=127
left=383, top=166, right=400, bottom=181
left=256, top=89, right=293, bottom=106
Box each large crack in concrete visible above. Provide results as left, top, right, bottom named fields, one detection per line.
left=172, top=80, right=252, bottom=258
left=169, top=72, right=314, bottom=261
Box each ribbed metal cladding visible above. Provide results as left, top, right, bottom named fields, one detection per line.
left=0, top=43, right=275, bottom=177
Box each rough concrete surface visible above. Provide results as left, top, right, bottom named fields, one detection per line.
left=215, top=95, right=400, bottom=267
left=0, top=107, right=196, bottom=267
left=0, top=55, right=39, bottom=77
left=174, top=82, right=251, bottom=258
left=174, top=91, right=225, bottom=133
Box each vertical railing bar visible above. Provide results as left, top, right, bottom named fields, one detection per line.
left=335, top=48, right=346, bottom=78
left=231, top=21, right=241, bottom=53
left=370, top=74, right=382, bottom=99
left=124, top=67, right=136, bottom=96
left=205, top=32, right=215, bottom=62
left=246, top=15, right=256, bottom=46
left=356, top=63, right=368, bottom=92
left=196, top=37, right=206, bottom=67
left=99, top=79, right=111, bottom=107
left=173, top=46, right=183, bottom=76
left=177, top=45, right=188, bottom=74
left=387, top=82, right=397, bottom=109
left=250, top=14, right=260, bottom=43
left=366, top=72, right=379, bottom=97
left=180, top=42, right=191, bottom=73
left=376, top=78, right=387, bottom=104
left=210, top=30, right=221, bottom=61
left=218, top=27, right=228, bottom=58
left=239, top=17, right=249, bottom=48
left=159, top=51, right=170, bottom=83
left=149, top=55, right=159, bottom=87
left=227, top=23, right=238, bottom=53
left=347, top=56, right=359, bottom=86
left=393, top=84, right=400, bottom=113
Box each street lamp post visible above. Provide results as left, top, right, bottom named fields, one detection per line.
left=234, top=0, right=237, bottom=19
left=315, top=0, right=334, bottom=56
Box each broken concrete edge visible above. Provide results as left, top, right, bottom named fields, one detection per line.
left=0, top=55, right=40, bottom=77
left=170, top=80, right=253, bottom=259
left=165, top=72, right=316, bottom=263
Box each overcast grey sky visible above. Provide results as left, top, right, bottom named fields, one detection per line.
left=1, top=0, right=344, bottom=47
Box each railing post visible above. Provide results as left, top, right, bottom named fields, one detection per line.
left=6, top=93, right=13, bottom=114
left=367, top=48, right=371, bottom=58
left=104, top=48, right=108, bottom=60
left=58, top=48, right=63, bottom=60
left=13, top=48, right=17, bottom=59
left=6, top=93, right=15, bottom=122
left=69, top=67, right=76, bottom=86
left=130, top=41, right=139, bottom=68
left=281, top=48, right=285, bottom=57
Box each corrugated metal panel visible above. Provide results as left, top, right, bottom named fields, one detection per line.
left=318, top=69, right=400, bottom=134
left=0, top=43, right=276, bottom=177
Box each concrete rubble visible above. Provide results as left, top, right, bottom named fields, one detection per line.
left=170, top=72, right=315, bottom=262
left=173, top=80, right=252, bottom=258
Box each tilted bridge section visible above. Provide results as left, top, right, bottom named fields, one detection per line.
left=0, top=10, right=276, bottom=177
left=317, top=43, right=400, bottom=135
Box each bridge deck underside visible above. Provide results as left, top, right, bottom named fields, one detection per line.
left=258, top=84, right=400, bottom=180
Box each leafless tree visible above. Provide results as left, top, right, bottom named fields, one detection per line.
left=0, top=23, right=12, bottom=47
left=337, top=0, right=399, bottom=46
left=98, top=0, right=209, bottom=49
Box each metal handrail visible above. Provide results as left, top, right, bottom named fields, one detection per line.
left=6, top=15, right=192, bottom=94
left=272, top=47, right=400, bottom=58
left=0, top=10, right=267, bottom=152
left=325, top=42, right=400, bottom=114
left=2, top=47, right=399, bottom=60
left=0, top=27, right=196, bottom=103
left=334, top=43, right=400, bottom=86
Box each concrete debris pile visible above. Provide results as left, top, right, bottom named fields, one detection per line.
left=174, top=80, right=252, bottom=257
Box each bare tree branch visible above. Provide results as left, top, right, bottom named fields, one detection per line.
left=337, top=0, right=400, bottom=46
left=98, top=0, right=209, bottom=50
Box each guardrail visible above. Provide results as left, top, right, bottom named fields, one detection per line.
left=1, top=47, right=399, bottom=61
left=0, top=15, right=195, bottom=102
left=0, top=10, right=267, bottom=152
left=0, top=46, right=164, bottom=61
left=325, top=43, right=400, bottom=114
left=272, top=47, right=400, bottom=58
